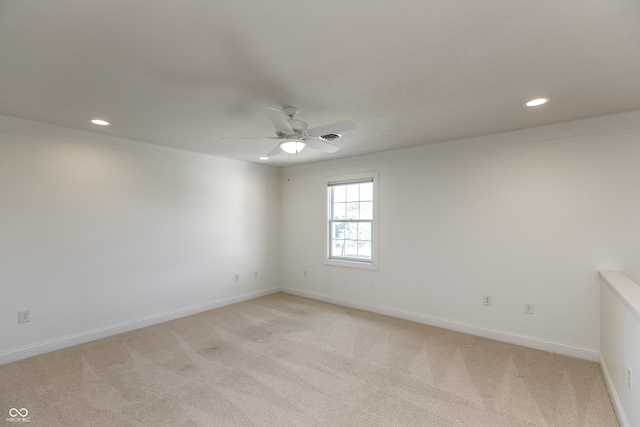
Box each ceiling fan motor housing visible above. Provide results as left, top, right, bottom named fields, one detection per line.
left=276, top=128, right=305, bottom=139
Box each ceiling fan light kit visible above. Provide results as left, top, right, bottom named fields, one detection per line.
left=280, top=140, right=306, bottom=154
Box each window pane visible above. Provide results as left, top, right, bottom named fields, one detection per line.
left=346, top=202, right=359, bottom=219
left=346, top=184, right=359, bottom=202
left=333, top=202, right=346, bottom=219
left=358, top=241, right=371, bottom=259
left=333, top=186, right=346, bottom=203
left=331, top=239, right=344, bottom=257
left=344, top=240, right=357, bottom=257
left=358, top=222, right=371, bottom=241
left=360, top=202, right=373, bottom=220
left=345, top=222, right=357, bottom=240
left=332, top=222, right=345, bottom=239
left=360, top=182, right=373, bottom=201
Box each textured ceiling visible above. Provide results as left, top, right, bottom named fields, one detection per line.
left=1, top=0, right=640, bottom=167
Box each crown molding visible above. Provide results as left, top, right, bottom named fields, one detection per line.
left=4, top=110, right=640, bottom=178
left=0, top=114, right=280, bottom=176
left=283, top=109, right=640, bottom=176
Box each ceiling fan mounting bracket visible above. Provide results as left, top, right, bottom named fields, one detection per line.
left=283, top=107, right=299, bottom=119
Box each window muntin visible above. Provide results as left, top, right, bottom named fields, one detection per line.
left=328, top=180, right=374, bottom=262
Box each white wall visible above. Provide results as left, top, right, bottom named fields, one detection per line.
left=0, top=116, right=281, bottom=364
left=3, top=110, right=639, bottom=367
left=599, top=270, right=640, bottom=427
left=280, top=111, right=640, bottom=360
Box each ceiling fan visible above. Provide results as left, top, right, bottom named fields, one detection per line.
left=227, top=107, right=357, bottom=157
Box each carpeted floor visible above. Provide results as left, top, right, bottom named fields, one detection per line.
left=0, top=293, right=618, bottom=426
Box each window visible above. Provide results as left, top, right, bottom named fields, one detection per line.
left=326, top=172, right=378, bottom=269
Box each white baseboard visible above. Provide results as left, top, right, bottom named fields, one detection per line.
left=281, top=287, right=600, bottom=362
left=0, top=287, right=281, bottom=366
left=2, top=286, right=600, bottom=366
left=600, top=355, right=629, bottom=427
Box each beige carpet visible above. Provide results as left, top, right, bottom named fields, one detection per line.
left=0, top=293, right=618, bottom=426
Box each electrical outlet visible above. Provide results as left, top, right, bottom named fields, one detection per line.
left=234, top=274, right=239, bottom=282
left=483, top=295, right=491, bottom=306
left=18, top=310, right=30, bottom=323
left=629, top=367, right=633, bottom=391
left=304, top=271, right=308, bottom=278
left=253, top=271, right=258, bottom=279
left=524, top=302, right=534, bottom=315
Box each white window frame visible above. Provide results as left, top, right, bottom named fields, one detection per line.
left=324, top=171, right=378, bottom=270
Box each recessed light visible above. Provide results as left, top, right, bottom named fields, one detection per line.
left=259, top=157, right=269, bottom=160
left=524, top=98, right=549, bottom=107
left=91, top=119, right=110, bottom=126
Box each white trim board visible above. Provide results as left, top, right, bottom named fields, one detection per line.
left=600, top=356, right=629, bottom=427
left=281, top=287, right=600, bottom=362
left=599, top=270, right=640, bottom=322
left=0, top=288, right=281, bottom=366
left=2, top=286, right=601, bottom=366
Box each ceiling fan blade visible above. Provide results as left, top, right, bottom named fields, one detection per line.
left=307, top=120, right=357, bottom=138
left=304, top=139, right=340, bottom=153
left=265, top=107, right=294, bottom=134
left=221, top=136, right=280, bottom=140
left=267, top=144, right=283, bottom=156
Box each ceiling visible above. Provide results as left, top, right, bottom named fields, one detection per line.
left=1, top=1, right=640, bottom=168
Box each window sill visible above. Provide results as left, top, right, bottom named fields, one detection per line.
left=325, top=258, right=378, bottom=271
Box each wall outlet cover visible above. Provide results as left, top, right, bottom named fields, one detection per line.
left=18, top=310, right=30, bottom=323
left=524, top=302, right=535, bottom=315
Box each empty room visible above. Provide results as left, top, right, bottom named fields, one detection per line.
left=1, top=1, right=639, bottom=426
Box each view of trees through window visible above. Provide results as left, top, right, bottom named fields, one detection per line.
left=329, top=181, right=373, bottom=261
